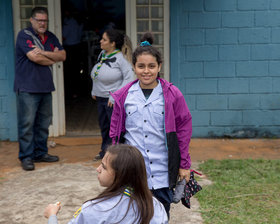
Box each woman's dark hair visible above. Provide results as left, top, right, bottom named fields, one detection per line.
left=104, top=29, right=124, bottom=50
left=88, top=144, right=154, bottom=224
left=132, top=32, right=162, bottom=66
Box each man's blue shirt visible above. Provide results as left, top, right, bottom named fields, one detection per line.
left=14, top=26, right=63, bottom=93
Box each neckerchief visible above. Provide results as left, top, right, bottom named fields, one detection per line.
left=123, top=187, right=133, bottom=197
left=92, top=49, right=120, bottom=80
left=24, top=29, right=52, bottom=73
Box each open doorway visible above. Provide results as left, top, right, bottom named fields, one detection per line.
left=61, top=0, right=126, bottom=136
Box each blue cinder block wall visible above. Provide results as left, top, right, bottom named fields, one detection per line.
left=0, top=0, right=17, bottom=141
left=170, top=0, right=280, bottom=138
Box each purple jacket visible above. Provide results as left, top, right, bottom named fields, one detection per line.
left=110, top=78, right=192, bottom=188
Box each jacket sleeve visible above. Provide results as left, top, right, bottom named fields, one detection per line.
left=48, top=215, right=58, bottom=224
left=109, top=93, right=121, bottom=144
left=109, top=55, right=135, bottom=104
left=173, top=89, right=192, bottom=169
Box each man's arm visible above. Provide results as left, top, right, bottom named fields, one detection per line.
left=27, top=49, right=56, bottom=66
left=31, top=46, right=66, bottom=62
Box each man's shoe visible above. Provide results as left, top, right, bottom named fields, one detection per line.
left=21, top=158, right=35, bottom=171
left=93, top=154, right=102, bottom=161
left=33, top=154, right=59, bottom=163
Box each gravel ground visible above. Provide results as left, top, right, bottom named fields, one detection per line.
left=0, top=162, right=208, bottom=224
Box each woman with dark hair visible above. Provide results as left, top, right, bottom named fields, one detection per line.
left=110, top=32, right=192, bottom=218
left=90, top=29, right=135, bottom=161
left=44, top=144, right=168, bottom=224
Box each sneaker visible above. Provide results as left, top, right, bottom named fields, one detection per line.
left=33, top=154, right=59, bottom=163
left=21, top=158, right=35, bottom=171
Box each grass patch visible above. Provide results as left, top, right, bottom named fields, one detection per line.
left=197, top=159, right=280, bottom=224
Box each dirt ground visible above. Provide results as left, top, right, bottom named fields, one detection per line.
left=0, top=137, right=280, bottom=224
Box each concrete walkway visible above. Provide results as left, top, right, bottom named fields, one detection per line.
left=0, top=138, right=280, bottom=224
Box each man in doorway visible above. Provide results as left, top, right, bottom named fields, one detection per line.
left=14, top=7, right=66, bottom=171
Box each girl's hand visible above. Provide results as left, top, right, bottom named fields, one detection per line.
left=92, top=95, right=96, bottom=100
left=107, top=100, right=114, bottom=108
left=44, top=203, right=61, bottom=218
left=179, top=168, right=191, bottom=182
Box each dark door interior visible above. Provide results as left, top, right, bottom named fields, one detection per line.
left=61, top=0, right=125, bottom=136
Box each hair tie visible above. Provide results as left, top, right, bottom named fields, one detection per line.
left=140, top=41, right=151, bottom=46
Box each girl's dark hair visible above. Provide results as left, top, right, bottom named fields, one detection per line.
left=132, top=32, right=162, bottom=66
left=89, top=144, right=154, bottom=224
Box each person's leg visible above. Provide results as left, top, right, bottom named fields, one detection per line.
left=17, top=92, right=39, bottom=161
left=96, top=97, right=112, bottom=159
left=103, top=100, right=113, bottom=148
left=33, top=93, right=52, bottom=159
left=151, top=188, right=173, bottom=219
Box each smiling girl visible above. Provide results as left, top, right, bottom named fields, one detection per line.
left=110, top=32, right=193, bottom=218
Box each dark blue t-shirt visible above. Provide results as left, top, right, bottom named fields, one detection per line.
left=14, top=27, right=63, bottom=93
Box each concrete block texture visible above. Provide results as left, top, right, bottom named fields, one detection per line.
left=237, top=0, right=270, bottom=10
left=191, top=111, right=210, bottom=126
left=0, top=63, right=7, bottom=79
left=239, top=28, right=270, bottom=44
left=196, top=95, right=228, bottom=110
left=186, top=79, right=217, bottom=94
left=205, top=28, right=238, bottom=45
left=205, top=0, right=236, bottom=11
left=269, top=61, right=280, bottom=76
left=218, top=78, right=249, bottom=94
left=204, top=62, right=235, bottom=77
left=222, top=12, right=254, bottom=27
left=229, top=94, right=260, bottom=110
left=260, top=95, right=280, bottom=109
left=249, top=78, right=272, bottom=93
left=211, top=111, right=243, bottom=126
left=236, top=61, right=269, bottom=77
left=168, top=0, right=280, bottom=137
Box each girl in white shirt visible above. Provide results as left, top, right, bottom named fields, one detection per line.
left=44, top=144, right=168, bottom=224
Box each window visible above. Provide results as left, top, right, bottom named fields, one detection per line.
left=135, top=0, right=168, bottom=75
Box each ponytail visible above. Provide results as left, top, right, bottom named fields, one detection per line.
left=122, top=35, right=133, bottom=64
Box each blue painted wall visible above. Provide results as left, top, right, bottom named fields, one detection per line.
left=171, top=0, right=280, bottom=138
left=0, top=0, right=17, bottom=141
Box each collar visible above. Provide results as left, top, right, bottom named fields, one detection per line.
left=29, top=26, right=48, bottom=44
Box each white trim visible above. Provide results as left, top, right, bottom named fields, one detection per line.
left=12, top=0, right=20, bottom=43
left=125, top=0, right=170, bottom=81
left=126, top=0, right=137, bottom=50
left=164, top=0, right=170, bottom=82
left=48, top=0, right=65, bottom=136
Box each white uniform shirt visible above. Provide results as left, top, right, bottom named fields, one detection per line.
left=48, top=195, right=168, bottom=224
left=124, top=81, right=169, bottom=189
left=90, top=51, right=134, bottom=103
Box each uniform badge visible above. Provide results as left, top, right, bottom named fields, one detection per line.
left=73, top=206, right=82, bottom=218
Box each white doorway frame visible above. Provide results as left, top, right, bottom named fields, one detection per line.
left=12, top=0, right=169, bottom=137
left=125, top=0, right=170, bottom=81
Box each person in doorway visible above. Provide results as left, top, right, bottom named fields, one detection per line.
left=62, top=8, right=83, bottom=99
left=110, top=32, right=192, bottom=218
left=14, top=7, right=66, bottom=171
left=90, top=29, right=134, bottom=161
left=44, top=144, right=168, bottom=224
